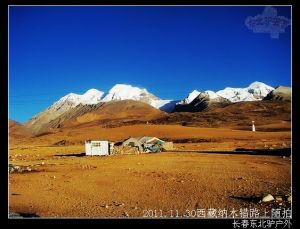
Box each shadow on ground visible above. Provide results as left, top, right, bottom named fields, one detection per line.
left=230, top=195, right=261, bottom=203
left=54, top=152, right=86, bottom=157
left=171, top=148, right=291, bottom=156
left=234, top=148, right=291, bottom=156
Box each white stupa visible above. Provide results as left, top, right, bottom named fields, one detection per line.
left=252, top=121, right=256, bottom=132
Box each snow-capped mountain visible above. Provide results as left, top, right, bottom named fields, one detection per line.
left=217, top=82, right=274, bottom=102
left=25, top=81, right=277, bottom=134
left=101, top=84, right=172, bottom=110
left=179, top=82, right=274, bottom=104
left=102, top=84, right=158, bottom=102
left=34, top=81, right=275, bottom=116
left=27, top=88, right=105, bottom=132
left=199, top=90, right=221, bottom=100
left=42, top=84, right=173, bottom=117
left=173, top=91, right=231, bottom=112
left=151, top=99, right=182, bottom=112
left=37, top=81, right=275, bottom=121
left=247, top=81, right=275, bottom=99
left=177, top=90, right=201, bottom=105
left=150, top=99, right=174, bottom=110
left=26, top=84, right=173, bottom=134
left=51, top=89, right=104, bottom=111
left=80, top=89, right=105, bottom=105
left=177, top=90, right=223, bottom=105
left=216, top=87, right=256, bottom=102
left=51, top=93, right=82, bottom=109
left=27, top=84, right=173, bottom=132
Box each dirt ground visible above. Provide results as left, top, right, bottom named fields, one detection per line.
left=9, top=145, right=291, bottom=218
left=8, top=125, right=292, bottom=218
left=11, top=124, right=291, bottom=147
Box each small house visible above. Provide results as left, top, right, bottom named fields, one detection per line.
left=122, top=137, right=143, bottom=151
left=85, top=140, right=109, bottom=156
left=121, top=136, right=173, bottom=153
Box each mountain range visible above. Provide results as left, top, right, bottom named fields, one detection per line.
left=173, top=82, right=276, bottom=112
left=29, top=81, right=276, bottom=115
left=21, top=81, right=291, bottom=135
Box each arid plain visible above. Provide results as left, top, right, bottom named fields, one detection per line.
left=9, top=115, right=291, bottom=218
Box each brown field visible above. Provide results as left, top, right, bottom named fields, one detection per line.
left=9, top=124, right=291, bottom=218
left=11, top=124, right=291, bottom=147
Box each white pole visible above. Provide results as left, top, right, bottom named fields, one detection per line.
left=252, top=121, right=256, bottom=132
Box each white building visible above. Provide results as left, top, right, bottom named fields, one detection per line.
left=85, top=140, right=109, bottom=156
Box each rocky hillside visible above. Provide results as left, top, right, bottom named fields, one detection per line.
left=172, top=92, right=231, bottom=112
left=26, top=100, right=166, bottom=134
left=9, top=119, right=33, bottom=144
left=264, top=86, right=291, bottom=101
left=152, top=100, right=291, bottom=131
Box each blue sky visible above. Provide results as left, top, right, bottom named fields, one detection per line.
left=9, top=6, right=291, bottom=123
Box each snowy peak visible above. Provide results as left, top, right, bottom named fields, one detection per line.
left=217, top=82, right=274, bottom=102
left=83, top=88, right=104, bottom=97
left=48, top=84, right=172, bottom=114
left=80, top=89, right=104, bottom=105
left=61, top=93, right=81, bottom=102
left=102, top=84, right=157, bottom=102
left=180, top=81, right=275, bottom=104
left=201, top=90, right=219, bottom=100
left=178, top=89, right=225, bottom=105
left=173, top=90, right=230, bottom=113
left=100, top=84, right=173, bottom=110
left=248, top=81, right=271, bottom=89
left=50, top=89, right=105, bottom=111
left=103, top=84, right=147, bottom=102
left=42, top=81, right=275, bottom=119
left=177, top=90, right=200, bottom=105
left=216, top=87, right=254, bottom=102
left=51, top=93, right=81, bottom=109
left=247, top=81, right=274, bottom=99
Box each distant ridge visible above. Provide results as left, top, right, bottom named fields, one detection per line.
left=23, top=81, right=279, bottom=134
left=263, top=86, right=291, bottom=101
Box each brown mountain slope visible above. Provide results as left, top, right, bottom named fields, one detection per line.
left=152, top=100, right=291, bottom=131
left=9, top=119, right=33, bottom=144
left=16, top=100, right=291, bottom=146
left=21, top=99, right=290, bottom=145
left=264, top=86, right=291, bottom=101
left=27, top=100, right=166, bottom=135
left=61, top=100, right=167, bottom=128
left=172, top=93, right=231, bottom=112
